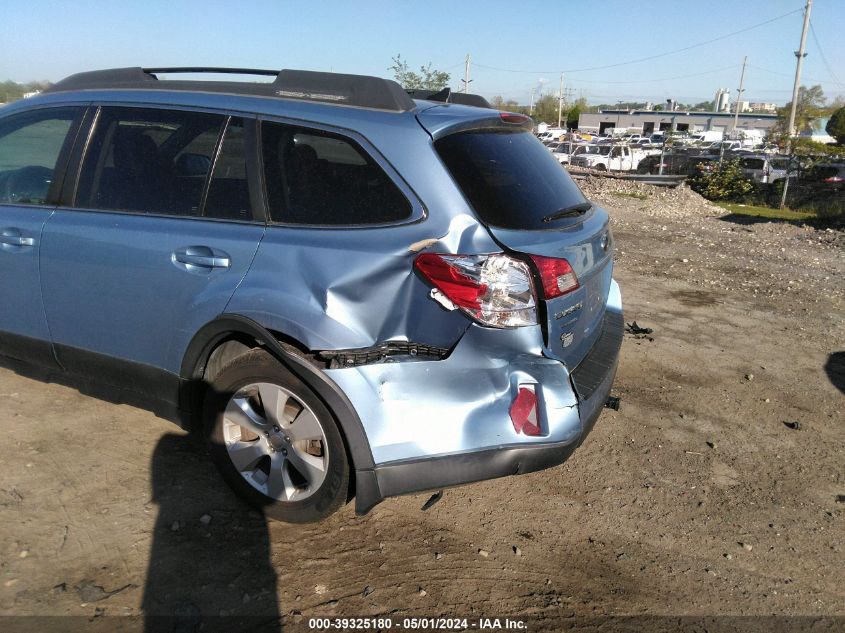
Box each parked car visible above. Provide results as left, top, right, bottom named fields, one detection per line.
left=552, top=142, right=588, bottom=164
left=538, top=128, right=566, bottom=142
left=708, top=140, right=743, bottom=154
left=800, top=163, right=845, bottom=190
left=0, top=66, right=623, bottom=523
left=637, top=153, right=720, bottom=176
left=571, top=144, right=646, bottom=171
left=739, top=155, right=795, bottom=184
left=636, top=152, right=687, bottom=175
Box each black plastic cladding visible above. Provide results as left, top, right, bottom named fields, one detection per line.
left=45, top=67, right=416, bottom=112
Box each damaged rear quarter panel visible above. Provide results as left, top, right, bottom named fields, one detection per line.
left=225, top=115, right=502, bottom=352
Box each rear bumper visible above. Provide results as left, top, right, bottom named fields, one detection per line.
left=371, top=326, right=620, bottom=503
left=336, top=282, right=623, bottom=514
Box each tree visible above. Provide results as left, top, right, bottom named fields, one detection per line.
left=0, top=79, right=51, bottom=103
left=773, top=84, right=827, bottom=135
left=690, top=100, right=715, bottom=111
left=688, top=158, right=754, bottom=202
left=826, top=107, right=845, bottom=144
left=389, top=55, right=450, bottom=91
left=565, top=97, right=587, bottom=129
left=532, top=94, right=559, bottom=124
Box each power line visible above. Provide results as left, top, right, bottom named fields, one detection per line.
left=809, top=19, right=844, bottom=88
left=479, top=64, right=741, bottom=95
left=472, top=8, right=801, bottom=75
left=563, top=64, right=740, bottom=85
left=748, top=64, right=831, bottom=86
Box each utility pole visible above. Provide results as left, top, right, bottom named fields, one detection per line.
left=461, top=53, right=472, bottom=94
left=557, top=73, right=564, bottom=128
left=529, top=88, right=536, bottom=115
left=787, top=0, right=812, bottom=137
left=782, top=0, right=813, bottom=209
left=731, top=56, right=747, bottom=137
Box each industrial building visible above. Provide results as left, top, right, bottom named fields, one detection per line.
left=577, top=109, right=779, bottom=138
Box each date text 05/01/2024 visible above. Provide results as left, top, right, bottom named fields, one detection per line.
left=308, top=617, right=528, bottom=630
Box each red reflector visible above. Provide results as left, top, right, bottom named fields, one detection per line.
left=500, top=112, right=530, bottom=125
left=510, top=387, right=541, bottom=436
left=529, top=255, right=579, bottom=299
left=414, top=253, right=487, bottom=309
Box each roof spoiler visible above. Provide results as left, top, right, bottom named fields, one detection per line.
left=406, top=87, right=493, bottom=109
left=45, top=67, right=416, bottom=112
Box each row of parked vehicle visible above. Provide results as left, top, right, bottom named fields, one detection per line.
left=537, top=131, right=843, bottom=189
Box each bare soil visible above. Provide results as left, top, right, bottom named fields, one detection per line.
left=1, top=180, right=843, bottom=632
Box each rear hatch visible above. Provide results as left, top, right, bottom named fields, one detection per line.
left=418, top=107, right=613, bottom=368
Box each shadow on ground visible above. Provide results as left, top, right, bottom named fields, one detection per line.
left=824, top=352, right=845, bottom=396
left=142, top=433, right=281, bottom=632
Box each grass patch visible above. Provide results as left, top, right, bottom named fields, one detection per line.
left=715, top=202, right=816, bottom=221
left=612, top=191, right=648, bottom=200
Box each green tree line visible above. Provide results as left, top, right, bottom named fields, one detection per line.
left=0, top=80, right=52, bottom=104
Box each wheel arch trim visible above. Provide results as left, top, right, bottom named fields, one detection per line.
left=180, top=314, right=377, bottom=478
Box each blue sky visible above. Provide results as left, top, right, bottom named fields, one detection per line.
left=2, top=0, right=843, bottom=106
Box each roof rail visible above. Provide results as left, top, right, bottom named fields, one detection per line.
left=44, top=67, right=416, bottom=112
left=145, top=67, right=280, bottom=77
left=406, top=88, right=493, bottom=109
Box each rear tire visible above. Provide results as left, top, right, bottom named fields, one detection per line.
left=204, top=349, right=350, bottom=523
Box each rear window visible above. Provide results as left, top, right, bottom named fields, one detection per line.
left=435, top=130, right=588, bottom=230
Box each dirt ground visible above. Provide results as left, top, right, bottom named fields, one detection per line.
left=1, top=179, right=843, bottom=632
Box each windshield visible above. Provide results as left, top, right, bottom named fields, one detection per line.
left=585, top=146, right=612, bottom=155
left=435, top=130, right=589, bottom=230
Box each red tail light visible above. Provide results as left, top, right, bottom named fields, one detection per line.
left=529, top=255, right=579, bottom=299
left=823, top=176, right=843, bottom=183
left=414, top=253, right=487, bottom=310
left=414, top=253, right=537, bottom=328
left=500, top=112, right=531, bottom=125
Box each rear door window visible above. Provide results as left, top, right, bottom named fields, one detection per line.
left=76, top=107, right=226, bottom=216
left=261, top=121, right=411, bottom=225
left=434, top=130, right=588, bottom=230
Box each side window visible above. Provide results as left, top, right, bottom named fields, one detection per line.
left=0, top=107, right=81, bottom=206
left=204, top=119, right=252, bottom=221
left=261, top=121, right=411, bottom=225
left=76, top=107, right=225, bottom=216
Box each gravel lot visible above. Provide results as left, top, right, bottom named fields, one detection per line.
left=1, top=179, right=843, bottom=632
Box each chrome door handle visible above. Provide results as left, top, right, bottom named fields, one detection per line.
left=0, top=228, right=35, bottom=247
left=172, top=246, right=231, bottom=270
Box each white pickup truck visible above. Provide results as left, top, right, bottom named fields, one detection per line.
left=569, top=144, right=647, bottom=171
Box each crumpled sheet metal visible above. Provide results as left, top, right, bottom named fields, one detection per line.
left=226, top=212, right=501, bottom=352
left=325, top=323, right=581, bottom=465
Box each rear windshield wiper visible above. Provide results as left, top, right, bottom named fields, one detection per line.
left=541, top=202, right=592, bottom=223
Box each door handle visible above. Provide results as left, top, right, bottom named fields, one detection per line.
left=0, top=228, right=35, bottom=248
left=172, top=246, right=231, bottom=270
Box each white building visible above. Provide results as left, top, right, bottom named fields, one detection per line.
left=748, top=102, right=777, bottom=113
left=577, top=109, right=778, bottom=138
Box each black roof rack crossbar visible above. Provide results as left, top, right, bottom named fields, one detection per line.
left=144, top=67, right=280, bottom=77
left=44, top=66, right=416, bottom=112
